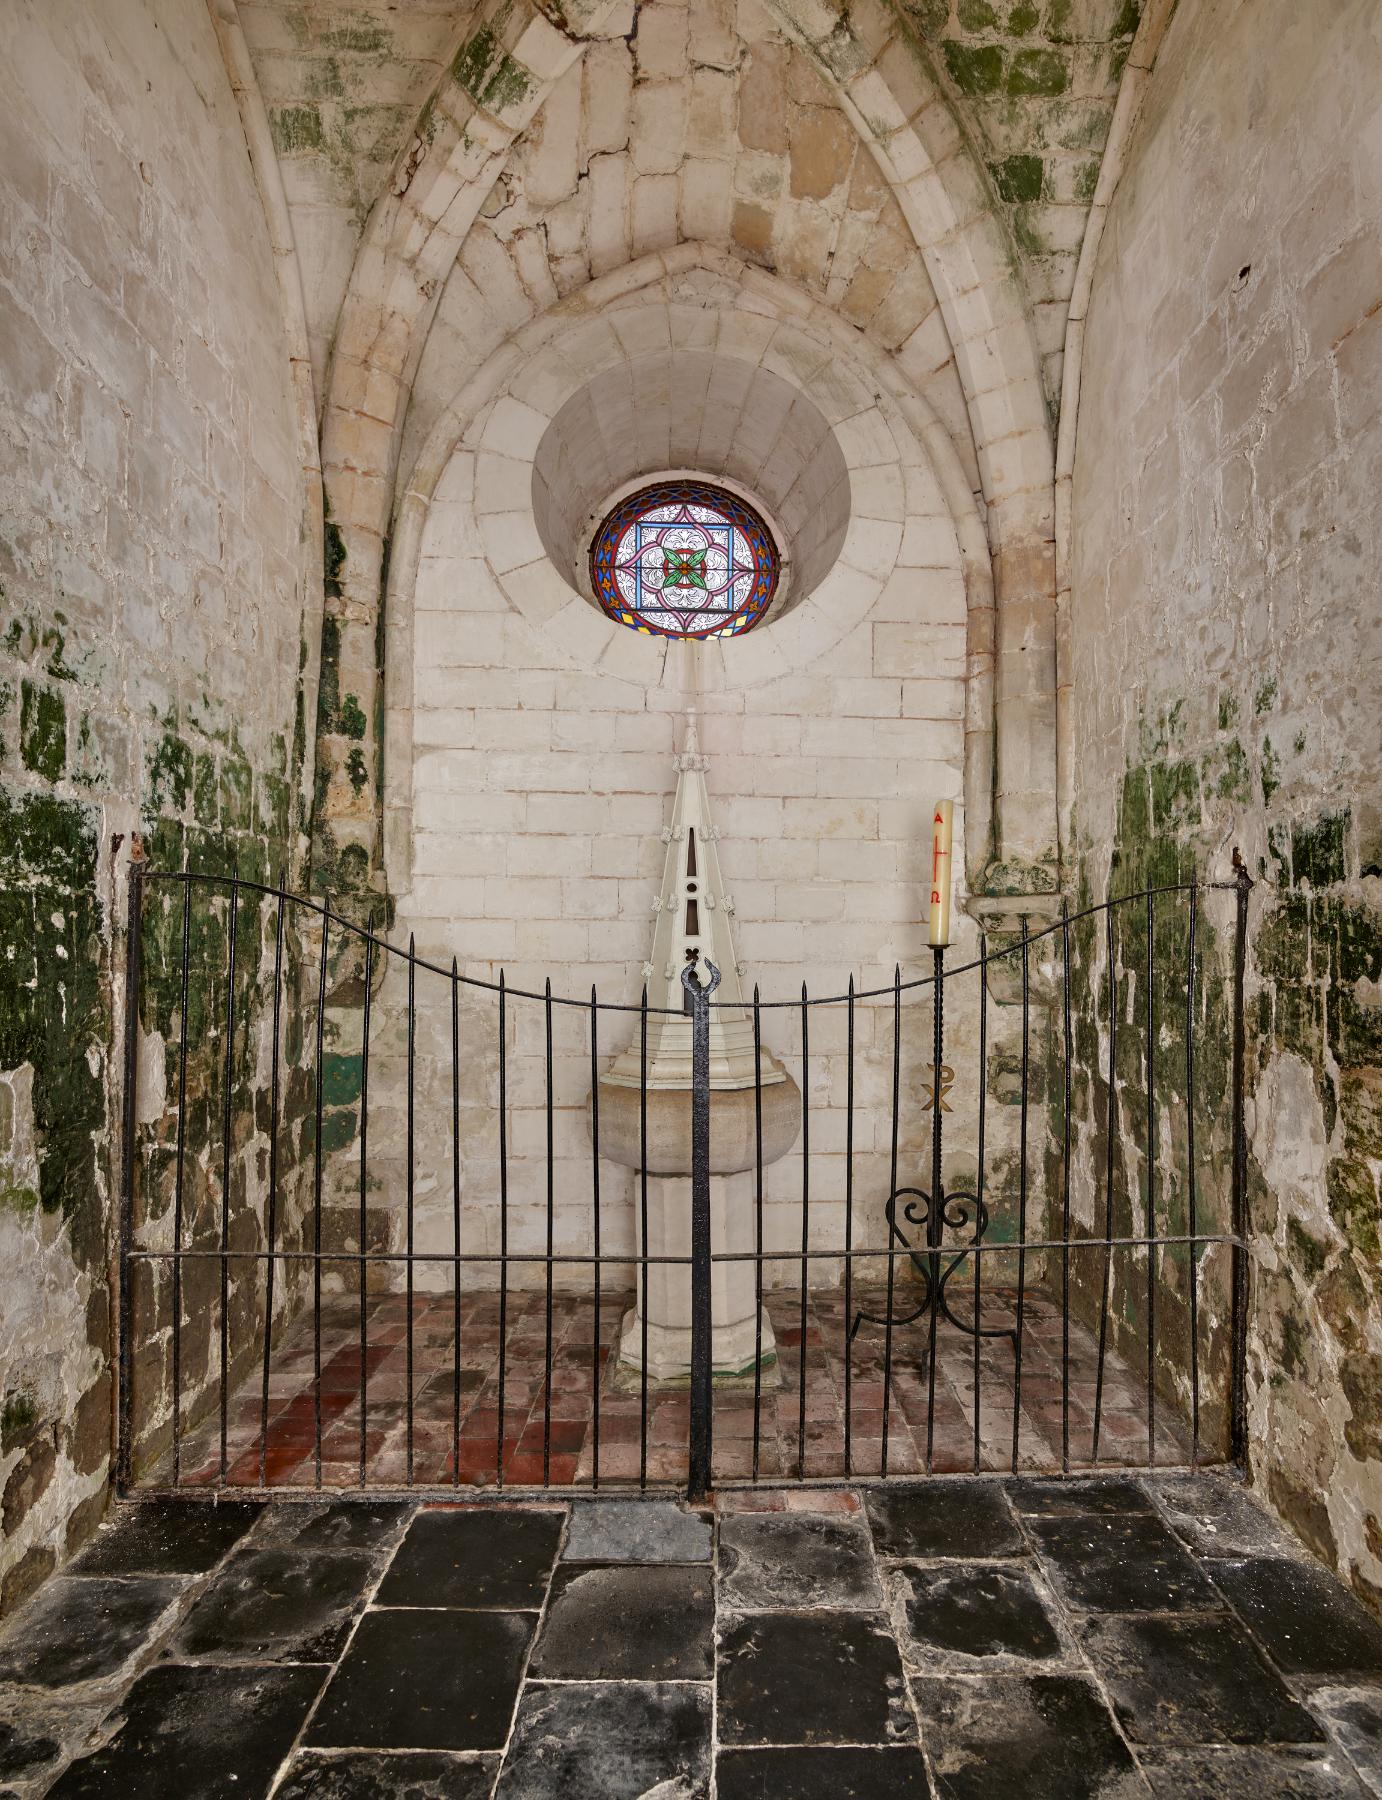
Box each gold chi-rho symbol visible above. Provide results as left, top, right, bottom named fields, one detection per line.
left=921, top=1063, right=954, bottom=1112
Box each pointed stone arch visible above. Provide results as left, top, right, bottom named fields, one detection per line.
left=312, top=0, right=1058, bottom=899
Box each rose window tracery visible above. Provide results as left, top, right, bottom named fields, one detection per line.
left=589, top=479, right=780, bottom=640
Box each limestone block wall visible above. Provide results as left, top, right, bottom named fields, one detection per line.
left=351, top=258, right=1037, bottom=1305
left=0, top=0, right=315, bottom=1610
left=1068, top=0, right=1382, bottom=1612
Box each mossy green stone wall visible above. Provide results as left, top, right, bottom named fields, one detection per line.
left=1067, top=0, right=1382, bottom=1612
left=0, top=0, right=318, bottom=1612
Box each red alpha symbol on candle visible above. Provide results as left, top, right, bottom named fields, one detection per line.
left=932, top=808, right=946, bottom=901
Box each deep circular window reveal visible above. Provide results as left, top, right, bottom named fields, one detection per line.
left=589, top=479, right=780, bottom=640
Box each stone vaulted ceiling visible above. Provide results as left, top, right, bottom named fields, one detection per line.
left=240, top=0, right=1143, bottom=438
left=397, top=0, right=978, bottom=494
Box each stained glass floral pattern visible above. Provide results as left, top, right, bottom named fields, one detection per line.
left=589, top=480, right=779, bottom=640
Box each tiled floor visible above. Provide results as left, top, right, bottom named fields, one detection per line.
left=169, top=1284, right=1194, bottom=1493
left=1, top=1474, right=1380, bottom=1797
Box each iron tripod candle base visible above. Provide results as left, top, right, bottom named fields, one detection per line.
left=849, top=942, right=1018, bottom=1367
left=848, top=1184, right=1019, bottom=1358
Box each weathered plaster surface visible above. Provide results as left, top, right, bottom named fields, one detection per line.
left=1068, top=0, right=1382, bottom=1612
left=0, top=0, right=315, bottom=1609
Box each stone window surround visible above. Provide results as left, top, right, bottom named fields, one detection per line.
left=531, top=350, right=853, bottom=626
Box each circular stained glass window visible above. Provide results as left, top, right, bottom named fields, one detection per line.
left=589, top=479, right=780, bottom=640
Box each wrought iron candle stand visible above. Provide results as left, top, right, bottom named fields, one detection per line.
left=851, top=943, right=1018, bottom=1369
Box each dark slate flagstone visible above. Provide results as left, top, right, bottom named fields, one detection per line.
left=0, top=1577, right=185, bottom=1689
left=307, top=1607, right=533, bottom=1751
left=718, top=1512, right=882, bottom=1611
left=69, top=1502, right=262, bottom=1577
left=167, top=1546, right=378, bottom=1663
left=46, top=1663, right=325, bottom=1799
left=1028, top=1510, right=1223, bottom=1613
left=562, top=1499, right=711, bottom=1564
left=717, top=1610, right=914, bottom=1747
left=912, top=1671, right=1142, bottom=1800
left=1206, top=1556, right=1382, bottom=1679
left=1138, top=1744, right=1370, bottom=1798
left=1148, top=1474, right=1297, bottom=1558
left=273, top=1749, right=499, bottom=1798
left=253, top=1501, right=412, bottom=1555
left=1079, top=1612, right=1327, bottom=1746
left=530, top=1563, right=713, bottom=1680
left=494, top=1680, right=711, bottom=1800
left=1006, top=1478, right=1152, bottom=1518
left=1307, top=1686, right=1382, bottom=1795
left=374, top=1508, right=562, bottom=1610
left=865, top=1482, right=1023, bottom=1561
left=716, top=1744, right=931, bottom=1798
left=889, top=1560, right=1067, bottom=1669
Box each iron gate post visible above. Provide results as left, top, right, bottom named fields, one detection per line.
left=685, top=958, right=719, bottom=1502
left=1230, top=848, right=1254, bottom=1467
left=117, top=842, right=145, bottom=1493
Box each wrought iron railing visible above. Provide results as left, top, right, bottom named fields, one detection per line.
left=117, top=855, right=1252, bottom=1501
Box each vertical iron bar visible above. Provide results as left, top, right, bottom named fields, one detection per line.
left=1146, top=890, right=1157, bottom=1466
left=752, top=985, right=764, bottom=1484
left=1092, top=903, right=1117, bottom=1463
left=496, top=972, right=509, bottom=1489
left=117, top=854, right=145, bottom=1493
left=1187, top=879, right=1201, bottom=1465
left=359, top=926, right=374, bottom=1488
left=218, top=873, right=239, bottom=1484
left=543, top=978, right=555, bottom=1487
left=1010, top=923, right=1030, bottom=1474
left=590, top=989, right=602, bottom=1492
left=405, top=934, right=416, bottom=1486
left=259, top=885, right=286, bottom=1488
left=171, top=874, right=191, bottom=1488
left=312, top=900, right=329, bottom=1490
left=639, top=986, right=649, bottom=1490
left=975, top=934, right=988, bottom=1474
left=686, top=961, right=716, bottom=1502
left=843, top=977, right=855, bottom=1479
left=1060, top=907, right=1073, bottom=1475
left=797, top=985, right=809, bottom=1483
left=1230, top=852, right=1253, bottom=1467
left=925, top=945, right=944, bottom=1474
left=452, top=957, right=462, bottom=1489
left=881, top=967, right=901, bottom=1477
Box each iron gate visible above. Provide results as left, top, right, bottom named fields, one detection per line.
left=118, top=855, right=1252, bottom=1500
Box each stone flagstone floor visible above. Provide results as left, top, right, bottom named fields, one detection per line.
left=167, top=1285, right=1194, bottom=1493
left=0, top=1473, right=1380, bottom=1796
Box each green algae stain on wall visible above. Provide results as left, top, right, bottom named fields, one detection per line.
left=19, top=682, right=65, bottom=782
left=942, top=39, right=1006, bottom=91
left=1070, top=679, right=1382, bottom=1603
left=0, top=789, right=105, bottom=1266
